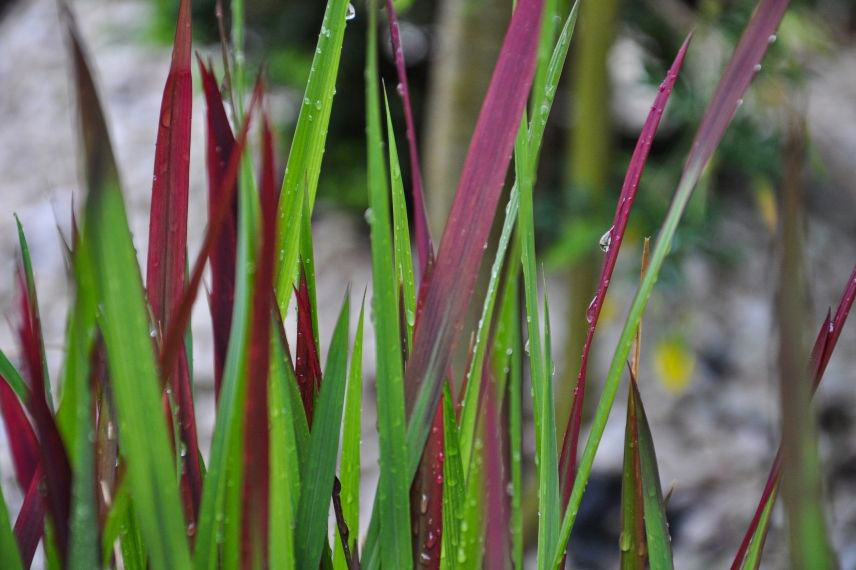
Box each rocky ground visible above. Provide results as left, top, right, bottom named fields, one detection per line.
left=1, top=1, right=856, bottom=568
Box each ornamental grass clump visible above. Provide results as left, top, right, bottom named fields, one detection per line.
left=0, top=0, right=850, bottom=568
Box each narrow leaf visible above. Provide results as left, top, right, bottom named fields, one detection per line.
left=335, top=299, right=365, bottom=568
left=554, top=3, right=790, bottom=563
left=295, top=295, right=350, bottom=569
left=365, top=1, right=412, bottom=567
left=240, top=115, right=279, bottom=568
left=198, top=57, right=238, bottom=401
left=559, top=34, right=691, bottom=503
left=13, top=465, right=44, bottom=568
left=66, top=14, right=192, bottom=567
left=275, top=0, right=351, bottom=305
left=0, top=467, right=24, bottom=570
left=384, top=0, right=433, bottom=273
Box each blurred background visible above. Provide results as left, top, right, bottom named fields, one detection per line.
left=1, top=0, right=856, bottom=567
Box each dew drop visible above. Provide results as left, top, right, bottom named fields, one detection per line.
left=598, top=227, right=613, bottom=253
left=754, top=63, right=762, bottom=72
left=396, top=83, right=405, bottom=97
left=768, top=33, right=777, bottom=43
left=364, top=208, right=375, bottom=225
left=419, top=493, right=429, bottom=514
left=619, top=531, right=631, bottom=551
left=346, top=2, right=356, bottom=21
left=585, top=296, right=597, bottom=324
left=524, top=338, right=531, bottom=354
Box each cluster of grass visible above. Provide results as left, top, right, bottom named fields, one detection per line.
left=0, top=0, right=852, bottom=568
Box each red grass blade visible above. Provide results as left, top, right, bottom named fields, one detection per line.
left=159, top=78, right=263, bottom=385
left=732, top=266, right=856, bottom=568
left=0, top=382, right=38, bottom=491
left=13, top=464, right=44, bottom=568
left=295, top=270, right=322, bottom=425
left=146, top=0, right=192, bottom=334
left=240, top=114, right=278, bottom=569
left=410, top=404, right=444, bottom=568
left=403, top=0, right=543, bottom=458
left=558, top=34, right=691, bottom=502
left=17, top=271, right=71, bottom=562
left=483, top=378, right=510, bottom=570
left=144, top=0, right=203, bottom=524
left=384, top=0, right=433, bottom=275
left=685, top=0, right=788, bottom=175
left=198, top=56, right=238, bottom=401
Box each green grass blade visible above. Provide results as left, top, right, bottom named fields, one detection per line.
left=459, top=185, right=519, bottom=476
left=295, top=294, right=350, bottom=569
left=741, top=484, right=778, bottom=570
left=507, top=270, right=524, bottom=570
left=335, top=299, right=365, bottom=569
left=440, top=381, right=465, bottom=570
left=631, top=382, right=673, bottom=569
left=0, top=466, right=23, bottom=570
left=194, top=120, right=257, bottom=570
left=0, top=351, right=28, bottom=403
left=14, top=216, right=53, bottom=410
left=536, top=289, right=559, bottom=570
left=269, top=326, right=299, bottom=569
left=276, top=0, right=351, bottom=304
left=384, top=90, right=417, bottom=349
left=65, top=252, right=98, bottom=569
left=365, top=0, right=412, bottom=567
left=619, top=383, right=645, bottom=570
left=68, top=18, right=191, bottom=567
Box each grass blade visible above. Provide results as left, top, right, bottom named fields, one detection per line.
left=363, top=4, right=544, bottom=565
left=0, top=352, right=28, bottom=404
left=553, top=3, right=790, bottom=564
left=384, top=90, right=417, bottom=350
left=14, top=217, right=52, bottom=410
left=240, top=115, right=279, bottom=567
left=13, top=465, right=44, bottom=567
left=0, top=382, right=38, bottom=492
left=440, top=382, right=465, bottom=570
left=268, top=321, right=299, bottom=569
left=630, top=380, right=673, bottom=569
left=275, top=0, right=351, bottom=305
left=295, top=294, right=350, bottom=569
left=64, top=244, right=99, bottom=569
left=17, top=269, right=72, bottom=562
left=732, top=266, right=856, bottom=568
left=558, top=34, right=691, bottom=501
left=483, top=378, right=510, bottom=570
left=383, top=0, right=433, bottom=272
left=535, top=289, right=559, bottom=570
left=66, top=10, right=192, bottom=567
left=334, top=298, right=365, bottom=569
left=198, top=57, right=238, bottom=400
left=365, top=1, right=412, bottom=566
left=0, top=468, right=24, bottom=570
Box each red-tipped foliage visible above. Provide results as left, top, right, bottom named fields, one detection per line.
left=159, top=78, right=263, bottom=386
left=17, top=270, right=71, bottom=561
left=410, top=404, right=444, bottom=568
left=294, top=270, right=322, bottom=425
left=198, top=56, right=238, bottom=401
left=384, top=0, right=433, bottom=275
left=145, top=0, right=203, bottom=524
left=732, top=265, right=856, bottom=569
left=241, top=114, right=279, bottom=569
left=146, top=0, right=193, bottom=331
left=558, top=35, right=691, bottom=504
left=483, top=378, right=510, bottom=570
left=0, top=382, right=38, bottom=491
left=14, top=464, right=44, bottom=568
left=403, top=0, right=544, bottom=451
